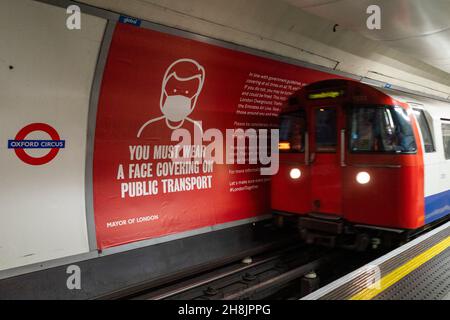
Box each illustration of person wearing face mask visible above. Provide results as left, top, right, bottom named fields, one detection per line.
left=137, top=58, right=205, bottom=139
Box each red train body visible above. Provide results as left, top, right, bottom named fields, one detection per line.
left=271, top=79, right=437, bottom=248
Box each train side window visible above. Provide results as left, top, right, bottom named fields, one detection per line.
left=350, top=106, right=417, bottom=153
left=442, top=122, right=450, bottom=160
left=413, top=109, right=435, bottom=153
left=279, top=110, right=306, bottom=153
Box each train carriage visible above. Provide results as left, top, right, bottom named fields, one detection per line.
left=272, top=79, right=450, bottom=249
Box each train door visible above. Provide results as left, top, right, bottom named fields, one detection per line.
left=308, top=105, right=344, bottom=216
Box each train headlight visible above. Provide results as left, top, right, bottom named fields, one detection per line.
left=356, top=171, right=371, bottom=184
left=290, top=168, right=301, bottom=180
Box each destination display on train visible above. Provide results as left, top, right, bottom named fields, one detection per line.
left=92, top=22, right=339, bottom=249
left=308, top=90, right=345, bottom=100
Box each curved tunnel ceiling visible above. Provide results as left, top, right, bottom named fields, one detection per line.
left=78, top=0, right=450, bottom=97
left=285, top=0, right=450, bottom=73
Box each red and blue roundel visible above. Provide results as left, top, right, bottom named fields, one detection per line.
left=8, top=123, right=65, bottom=166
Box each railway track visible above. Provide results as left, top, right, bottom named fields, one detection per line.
left=124, top=243, right=376, bottom=300
left=95, top=231, right=302, bottom=300
left=105, top=218, right=436, bottom=300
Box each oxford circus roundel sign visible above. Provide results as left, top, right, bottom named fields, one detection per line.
left=8, top=123, right=66, bottom=166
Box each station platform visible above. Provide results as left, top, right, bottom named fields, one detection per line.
left=302, top=221, right=450, bottom=300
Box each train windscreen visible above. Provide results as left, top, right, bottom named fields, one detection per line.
left=350, top=106, right=417, bottom=153
left=279, top=110, right=306, bottom=152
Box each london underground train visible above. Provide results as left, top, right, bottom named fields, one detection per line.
left=272, top=79, right=450, bottom=250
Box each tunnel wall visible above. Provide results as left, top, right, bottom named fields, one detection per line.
left=1, top=0, right=341, bottom=276
left=0, top=0, right=106, bottom=272
left=79, top=0, right=450, bottom=99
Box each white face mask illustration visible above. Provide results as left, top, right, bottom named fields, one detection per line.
left=137, top=59, right=206, bottom=138
left=162, top=94, right=193, bottom=122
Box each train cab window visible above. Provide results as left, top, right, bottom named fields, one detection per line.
left=442, top=122, right=450, bottom=160
left=350, top=106, right=417, bottom=153
left=315, top=108, right=337, bottom=152
left=279, top=110, right=306, bottom=152
left=413, top=109, right=435, bottom=153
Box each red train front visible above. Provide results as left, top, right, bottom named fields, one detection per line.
left=272, top=79, right=425, bottom=249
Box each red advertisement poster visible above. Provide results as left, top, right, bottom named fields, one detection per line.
left=93, top=23, right=337, bottom=249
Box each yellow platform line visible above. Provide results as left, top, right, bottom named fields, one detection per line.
left=350, top=236, right=450, bottom=300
